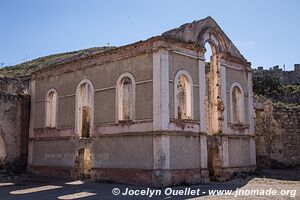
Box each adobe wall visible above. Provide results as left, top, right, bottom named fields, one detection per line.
left=255, top=100, right=300, bottom=168
left=0, top=91, right=30, bottom=171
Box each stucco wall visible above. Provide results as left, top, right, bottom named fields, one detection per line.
left=32, top=139, right=75, bottom=167
left=94, top=89, right=115, bottom=123
left=31, top=135, right=154, bottom=169
left=33, top=53, right=153, bottom=129
left=228, top=137, right=250, bottom=167
left=170, top=135, right=200, bottom=169
left=92, top=136, right=153, bottom=169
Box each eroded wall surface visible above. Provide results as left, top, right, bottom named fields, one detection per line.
left=0, top=91, right=29, bottom=171
left=0, top=76, right=30, bottom=94
left=255, top=100, right=300, bottom=168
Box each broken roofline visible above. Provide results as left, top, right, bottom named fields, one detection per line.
left=31, top=17, right=250, bottom=79
left=162, top=16, right=247, bottom=60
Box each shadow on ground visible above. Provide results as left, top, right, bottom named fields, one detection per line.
left=0, top=168, right=298, bottom=200
left=258, top=167, right=300, bottom=181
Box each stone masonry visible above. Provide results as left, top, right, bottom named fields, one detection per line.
left=0, top=91, right=30, bottom=171
left=255, top=100, right=300, bottom=168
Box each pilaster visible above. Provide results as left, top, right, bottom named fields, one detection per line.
left=152, top=48, right=171, bottom=186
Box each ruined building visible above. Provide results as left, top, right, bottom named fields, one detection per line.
left=0, top=77, right=30, bottom=171
left=1, top=17, right=256, bottom=186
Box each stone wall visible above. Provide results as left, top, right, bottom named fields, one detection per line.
left=0, top=76, right=30, bottom=94
left=0, top=91, right=30, bottom=171
left=255, top=100, right=300, bottom=168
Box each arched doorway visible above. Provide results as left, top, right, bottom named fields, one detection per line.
left=73, top=148, right=92, bottom=179
left=200, top=30, right=225, bottom=180
left=0, top=136, right=6, bottom=168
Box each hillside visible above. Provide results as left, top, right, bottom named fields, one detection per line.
left=0, top=46, right=116, bottom=78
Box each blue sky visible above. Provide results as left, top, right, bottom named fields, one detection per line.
left=0, top=0, right=299, bottom=70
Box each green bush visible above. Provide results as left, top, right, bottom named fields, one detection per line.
left=253, top=75, right=282, bottom=96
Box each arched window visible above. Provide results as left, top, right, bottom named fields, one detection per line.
left=116, top=73, right=135, bottom=121
left=76, top=80, right=94, bottom=137
left=45, top=89, right=58, bottom=128
left=174, top=70, right=193, bottom=120
left=230, top=82, right=245, bottom=124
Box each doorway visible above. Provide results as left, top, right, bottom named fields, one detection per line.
left=74, top=148, right=92, bottom=179
left=207, top=137, right=219, bottom=180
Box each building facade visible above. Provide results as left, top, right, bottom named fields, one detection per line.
left=28, top=17, right=256, bottom=186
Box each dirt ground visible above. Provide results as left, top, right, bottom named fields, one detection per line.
left=0, top=168, right=299, bottom=200
left=191, top=168, right=300, bottom=200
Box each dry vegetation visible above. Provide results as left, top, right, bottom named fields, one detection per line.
left=0, top=46, right=115, bottom=78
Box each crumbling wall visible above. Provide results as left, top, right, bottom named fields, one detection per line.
left=255, top=100, right=300, bottom=168
left=0, top=76, right=30, bottom=94
left=0, top=91, right=30, bottom=171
